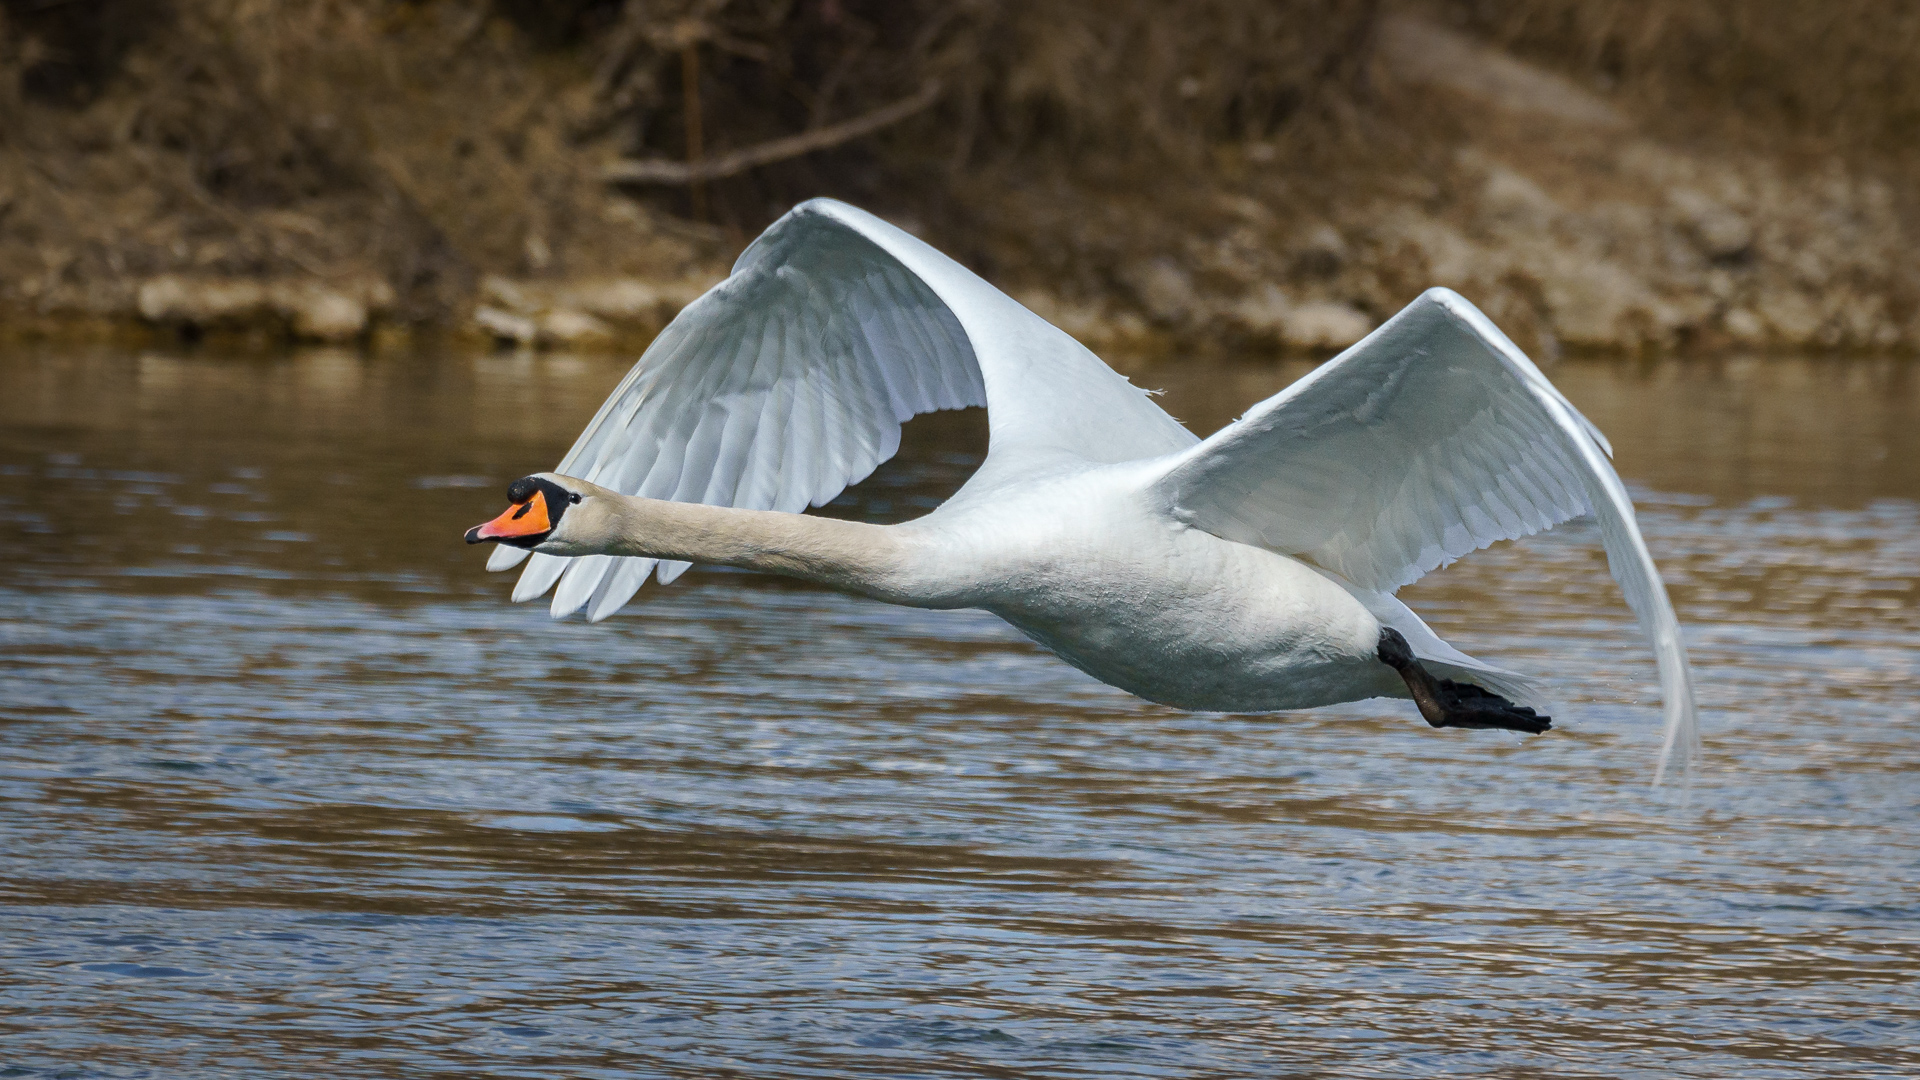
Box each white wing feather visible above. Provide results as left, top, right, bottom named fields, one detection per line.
left=494, top=197, right=1195, bottom=621
left=1151, top=288, right=1699, bottom=780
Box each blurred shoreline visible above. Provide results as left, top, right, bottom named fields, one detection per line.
left=3, top=1, right=1917, bottom=359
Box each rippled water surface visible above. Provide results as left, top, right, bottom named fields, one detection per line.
left=2, top=347, right=1916, bottom=1079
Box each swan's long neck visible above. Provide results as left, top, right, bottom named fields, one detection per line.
left=564, top=490, right=926, bottom=603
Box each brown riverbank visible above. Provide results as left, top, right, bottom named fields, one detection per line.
left=3, top=1, right=1917, bottom=358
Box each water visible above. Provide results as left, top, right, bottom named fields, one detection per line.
left=1, top=347, right=1916, bottom=1079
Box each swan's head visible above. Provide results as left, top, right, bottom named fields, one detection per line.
left=465, top=474, right=585, bottom=549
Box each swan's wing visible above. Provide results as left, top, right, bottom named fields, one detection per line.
left=492, top=197, right=1196, bottom=622
left=1149, top=288, right=1698, bottom=780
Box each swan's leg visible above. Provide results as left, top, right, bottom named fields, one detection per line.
left=1376, top=628, right=1552, bottom=734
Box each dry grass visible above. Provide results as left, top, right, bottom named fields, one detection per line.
left=1419, top=0, right=1920, bottom=153
left=0, top=0, right=1915, bottom=349
left=0, top=0, right=1381, bottom=324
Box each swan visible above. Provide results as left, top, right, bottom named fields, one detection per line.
left=466, top=198, right=1699, bottom=778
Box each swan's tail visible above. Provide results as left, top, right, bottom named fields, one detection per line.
left=1322, top=569, right=1551, bottom=710
left=1418, top=656, right=1545, bottom=711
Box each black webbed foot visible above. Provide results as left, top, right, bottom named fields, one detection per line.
left=1426, top=678, right=1551, bottom=733
left=1376, top=627, right=1552, bottom=735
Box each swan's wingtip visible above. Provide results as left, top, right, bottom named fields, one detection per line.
left=1649, top=704, right=1703, bottom=789
left=486, top=544, right=533, bottom=573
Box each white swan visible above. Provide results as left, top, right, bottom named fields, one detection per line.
left=467, top=198, right=1698, bottom=778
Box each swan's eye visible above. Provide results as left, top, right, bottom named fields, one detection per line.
left=568, top=492, right=582, bottom=504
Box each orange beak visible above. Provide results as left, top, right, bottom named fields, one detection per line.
left=465, top=489, right=552, bottom=545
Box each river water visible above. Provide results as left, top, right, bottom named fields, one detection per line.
left=1, top=346, right=1915, bottom=1079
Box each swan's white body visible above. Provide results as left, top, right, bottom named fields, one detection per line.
left=484, top=198, right=1699, bottom=776
left=876, top=459, right=1397, bottom=713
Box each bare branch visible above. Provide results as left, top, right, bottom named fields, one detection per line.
left=602, top=80, right=942, bottom=185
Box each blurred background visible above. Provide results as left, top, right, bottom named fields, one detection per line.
left=4, top=4, right=1919, bottom=1078
left=3, top=0, right=1919, bottom=358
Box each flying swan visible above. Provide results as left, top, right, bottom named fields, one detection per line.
left=467, top=198, right=1699, bottom=779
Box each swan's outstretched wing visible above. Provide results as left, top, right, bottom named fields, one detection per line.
left=1149, top=288, right=1697, bottom=779
left=492, top=197, right=1196, bottom=622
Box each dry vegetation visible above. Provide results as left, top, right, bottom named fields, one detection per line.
left=1, top=0, right=1916, bottom=355
left=1429, top=0, right=1920, bottom=153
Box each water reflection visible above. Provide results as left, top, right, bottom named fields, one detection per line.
left=1, top=346, right=1916, bottom=1078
